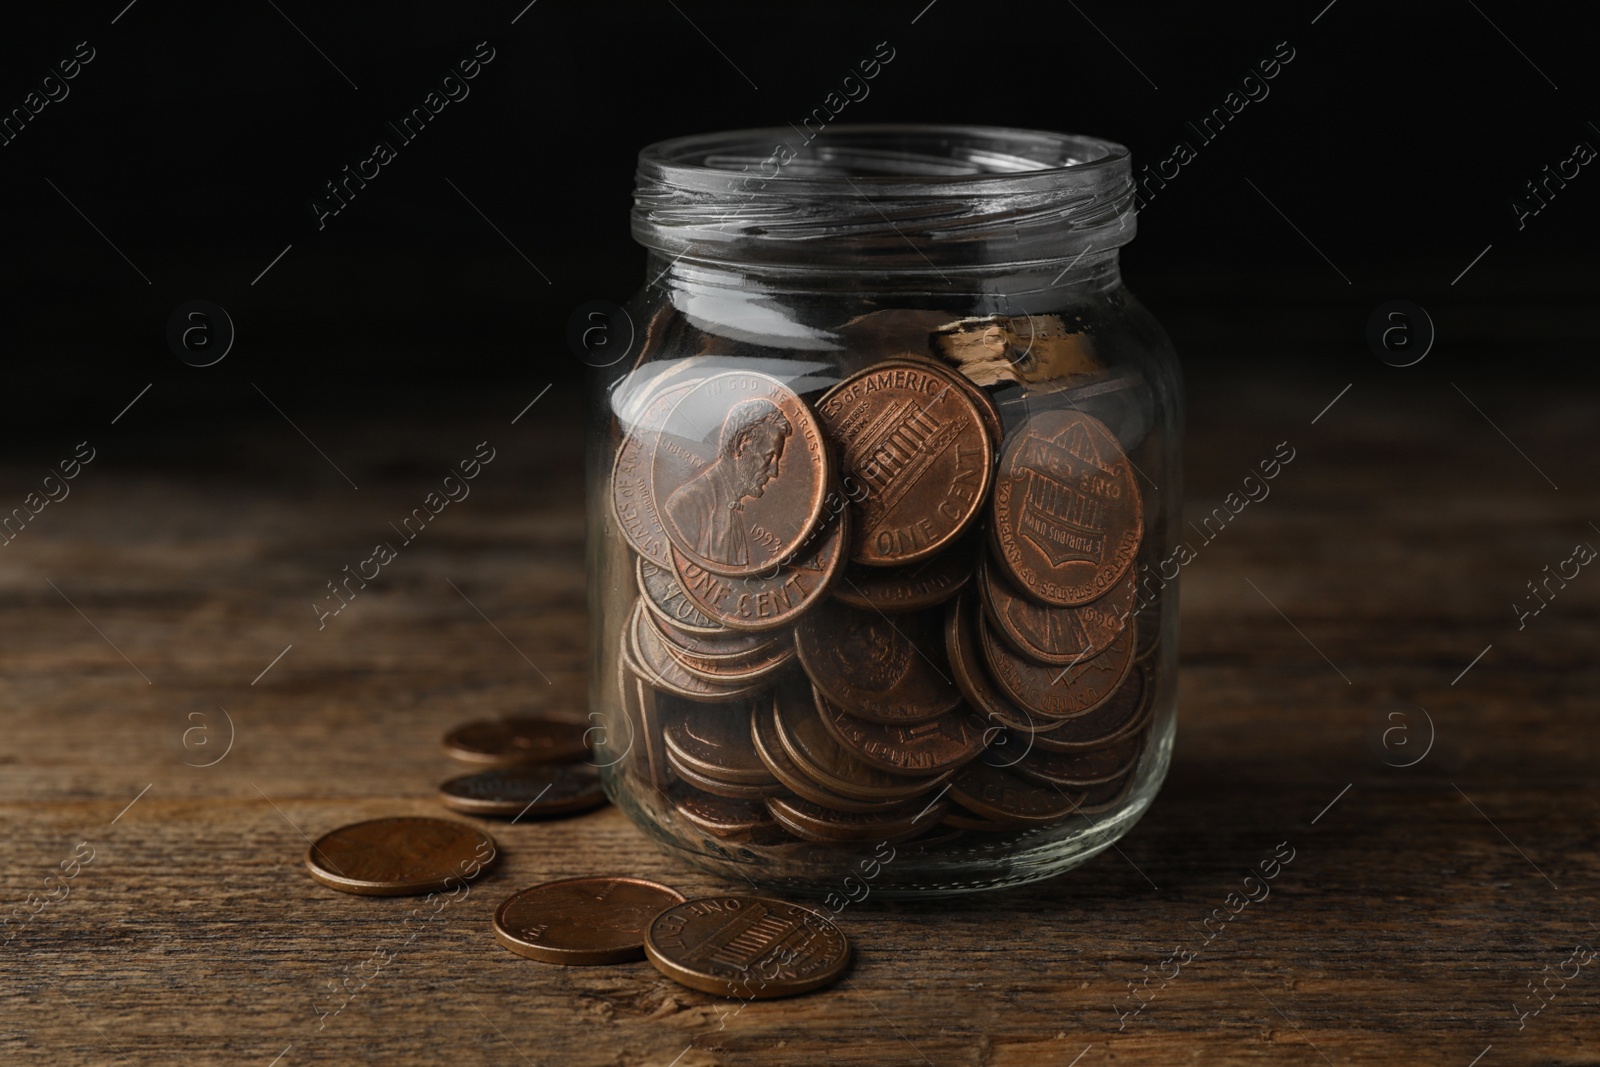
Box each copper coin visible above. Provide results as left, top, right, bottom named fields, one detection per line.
left=766, top=794, right=947, bottom=845
left=949, top=760, right=1084, bottom=825
left=1023, top=665, right=1152, bottom=753
left=662, top=639, right=796, bottom=686
left=942, top=804, right=1029, bottom=832
left=619, top=648, right=674, bottom=789
left=1012, top=729, right=1146, bottom=789
left=673, top=789, right=775, bottom=839
left=441, top=716, right=590, bottom=766
left=944, top=591, right=1046, bottom=734
left=662, top=708, right=774, bottom=786
left=644, top=896, right=851, bottom=999
left=751, top=697, right=912, bottom=814
left=653, top=370, right=831, bottom=578
left=773, top=683, right=954, bottom=804
left=991, top=408, right=1142, bottom=606
left=494, top=877, right=686, bottom=965
left=638, top=556, right=724, bottom=636
left=664, top=747, right=786, bottom=800
left=817, top=360, right=993, bottom=566
left=671, top=507, right=847, bottom=631
left=438, top=765, right=608, bottom=819
left=305, top=817, right=498, bottom=897
left=873, top=354, right=1004, bottom=448
left=980, top=607, right=1135, bottom=720
left=794, top=600, right=962, bottom=725
left=629, top=601, right=761, bottom=703
left=1078, top=772, right=1137, bottom=814
left=814, top=690, right=988, bottom=778
left=654, top=616, right=783, bottom=661
left=978, top=553, right=1135, bottom=665
left=832, top=536, right=974, bottom=614
left=612, top=377, right=701, bottom=568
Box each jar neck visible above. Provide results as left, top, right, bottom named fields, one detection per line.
left=647, top=248, right=1125, bottom=307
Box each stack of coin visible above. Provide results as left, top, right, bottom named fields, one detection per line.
left=608, top=335, right=1157, bottom=850
left=438, top=715, right=609, bottom=821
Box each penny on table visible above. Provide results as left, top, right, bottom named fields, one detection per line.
left=494, top=876, right=686, bottom=965
left=652, top=370, right=831, bottom=579
left=832, top=535, right=974, bottom=614
left=794, top=600, right=961, bottom=725
left=671, top=507, right=847, bottom=632
left=644, top=896, right=852, bottom=999
left=990, top=408, right=1142, bottom=606
left=305, top=817, right=498, bottom=897
left=441, top=716, right=590, bottom=766
left=816, top=359, right=993, bottom=567
left=438, top=765, right=608, bottom=819
left=978, top=553, right=1135, bottom=665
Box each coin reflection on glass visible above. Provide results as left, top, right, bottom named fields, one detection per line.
left=494, top=877, right=686, bottom=965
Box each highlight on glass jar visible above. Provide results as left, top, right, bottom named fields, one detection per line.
left=586, top=125, right=1182, bottom=896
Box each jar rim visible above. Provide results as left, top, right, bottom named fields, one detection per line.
left=632, top=124, right=1136, bottom=270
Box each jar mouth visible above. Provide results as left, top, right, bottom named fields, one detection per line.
left=633, top=124, right=1135, bottom=270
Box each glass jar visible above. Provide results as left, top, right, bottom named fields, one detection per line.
left=586, top=125, right=1181, bottom=897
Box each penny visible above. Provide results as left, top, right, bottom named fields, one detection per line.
left=638, top=556, right=724, bottom=636
left=438, top=765, right=608, bottom=819
left=815, top=690, right=988, bottom=778
left=671, top=507, right=847, bottom=631
left=794, top=600, right=961, bottom=725
left=662, top=708, right=773, bottom=785
left=750, top=697, right=913, bottom=814
left=871, top=355, right=1004, bottom=449
left=766, top=795, right=947, bottom=846
left=944, top=591, right=1048, bottom=734
left=653, top=616, right=783, bottom=661
left=1078, top=772, right=1137, bottom=814
left=990, top=408, right=1142, bottom=606
left=817, top=360, right=993, bottom=567
left=831, top=536, right=974, bottom=614
left=441, top=716, right=590, bottom=766
left=1023, top=665, right=1152, bottom=753
left=653, top=371, right=831, bottom=578
left=644, top=896, right=851, bottom=998
left=978, top=553, right=1135, bottom=665
left=494, top=877, right=686, bottom=965
left=1012, top=729, right=1145, bottom=789
left=305, top=817, right=498, bottom=897
left=612, top=377, right=701, bottom=568
left=949, top=760, right=1085, bottom=824
left=979, top=608, right=1134, bottom=720
left=773, top=683, right=954, bottom=804
left=619, top=647, right=674, bottom=789
left=661, top=635, right=796, bottom=685
left=664, top=746, right=786, bottom=800
left=674, top=789, right=775, bottom=839
left=629, top=600, right=761, bottom=703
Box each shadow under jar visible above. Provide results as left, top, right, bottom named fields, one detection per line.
left=587, top=125, right=1182, bottom=897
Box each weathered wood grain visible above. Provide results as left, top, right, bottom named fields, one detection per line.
left=2, top=364, right=1596, bottom=1066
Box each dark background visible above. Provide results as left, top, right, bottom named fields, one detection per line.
left=2, top=0, right=1596, bottom=442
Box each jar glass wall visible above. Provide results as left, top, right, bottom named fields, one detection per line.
left=586, top=126, right=1182, bottom=897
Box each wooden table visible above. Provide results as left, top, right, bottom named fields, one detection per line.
left=4, top=363, right=1596, bottom=1066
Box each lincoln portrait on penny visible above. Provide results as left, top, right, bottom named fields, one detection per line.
left=665, top=398, right=792, bottom=569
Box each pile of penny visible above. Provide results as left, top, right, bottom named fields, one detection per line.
left=303, top=716, right=851, bottom=998
left=609, top=351, right=1158, bottom=848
